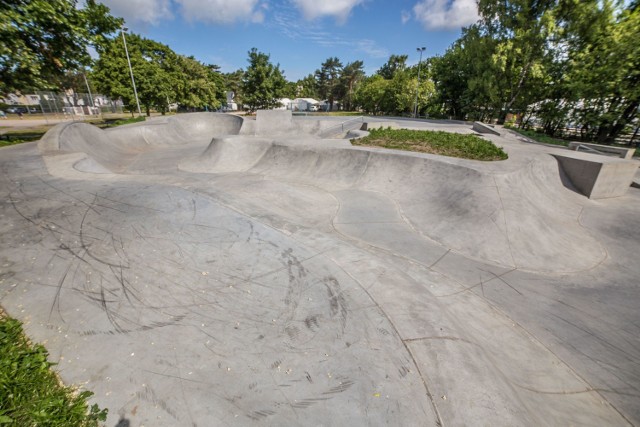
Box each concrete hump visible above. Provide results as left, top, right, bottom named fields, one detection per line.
left=189, top=137, right=606, bottom=272
left=39, top=112, right=244, bottom=172
left=255, top=110, right=294, bottom=136
left=180, top=136, right=273, bottom=174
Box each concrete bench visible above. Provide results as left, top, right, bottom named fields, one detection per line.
left=568, top=141, right=635, bottom=159
left=472, top=121, right=500, bottom=136
left=553, top=151, right=639, bottom=199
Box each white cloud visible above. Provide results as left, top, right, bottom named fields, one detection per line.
left=176, top=0, right=265, bottom=24
left=413, top=0, right=479, bottom=30
left=272, top=10, right=388, bottom=59
left=98, top=0, right=173, bottom=25
left=401, top=10, right=411, bottom=24
left=290, top=0, right=365, bottom=23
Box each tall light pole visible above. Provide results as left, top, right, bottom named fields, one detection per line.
left=121, top=26, right=142, bottom=116
left=82, top=71, right=95, bottom=115
left=414, top=46, right=426, bottom=119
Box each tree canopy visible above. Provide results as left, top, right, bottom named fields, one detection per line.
left=0, top=0, right=122, bottom=94
left=241, top=48, right=286, bottom=111
left=92, top=32, right=224, bottom=115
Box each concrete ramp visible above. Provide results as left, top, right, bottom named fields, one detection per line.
left=39, top=113, right=243, bottom=172
left=7, top=114, right=640, bottom=426
left=180, top=136, right=605, bottom=273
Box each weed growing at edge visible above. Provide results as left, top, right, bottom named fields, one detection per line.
left=0, top=313, right=108, bottom=426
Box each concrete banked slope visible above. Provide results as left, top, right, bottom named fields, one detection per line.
left=41, top=112, right=605, bottom=273
left=181, top=126, right=604, bottom=274
left=6, top=112, right=633, bottom=426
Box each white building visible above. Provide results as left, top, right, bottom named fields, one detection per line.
left=275, top=98, right=292, bottom=110
left=291, top=98, right=320, bottom=112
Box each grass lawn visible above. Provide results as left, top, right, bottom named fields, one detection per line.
left=0, top=116, right=147, bottom=147
left=352, top=128, right=508, bottom=161
left=0, top=311, right=107, bottom=426
left=505, top=126, right=569, bottom=146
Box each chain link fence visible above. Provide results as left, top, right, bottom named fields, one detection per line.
left=34, top=91, right=125, bottom=117
left=2, top=92, right=126, bottom=119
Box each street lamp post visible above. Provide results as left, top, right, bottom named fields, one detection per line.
left=82, top=72, right=95, bottom=115
left=414, top=46, right=426, bottom=119
left=121, top=26, right=142, bottom=116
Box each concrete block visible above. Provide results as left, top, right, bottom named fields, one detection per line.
left=255, top=109, right=293, bottom=135
left=472, top=121, right=500, bottom=136
left=553, top=152, right=639, bottom=199
left=362, top=122, right=398, bottom=131
left=568, top=141, right=635, bottom=159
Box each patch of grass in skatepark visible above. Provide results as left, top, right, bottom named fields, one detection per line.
left=0, top=129, right=48, bottom=147
left=98, top=115, right=146, bottom=128
left=506, top=126, right=569, bottom=146
left=352, top=128, right=508, bottom=160
left=0, top=311, right=108, bottom=426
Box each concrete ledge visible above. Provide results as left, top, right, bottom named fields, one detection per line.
left=568, top=141, right=635, bottom=159
left=362, top=122, right=399, bottom=130
left=553, top=151, right=638, bottom=199
left=473, top=121, right=500, bottom=136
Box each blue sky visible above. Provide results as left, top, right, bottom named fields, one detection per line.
left=97, top=0, right=479, bottom=81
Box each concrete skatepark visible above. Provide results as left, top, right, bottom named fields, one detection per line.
left=0, top=112, right=639, bottom=426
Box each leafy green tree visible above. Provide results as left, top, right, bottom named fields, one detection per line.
left=376, top=54, right=408, bottom=79
left=558, top=0, right=640, bottom=142
left=223, top=69, right=245, bottom=106
left=92, top=33, right=178, bottom=115
left=315, top=57, right=343, bottom=110
left=340, top=60, right=365, bottom=111
left=353, top=75, right=391, bottom=115
left=476, top=0, right=557, bottom=123
left=0, top=0, right=122, bottom=93
left=241, top=48, right=286, bottom=111
left=282, top=80, right=299, bottom=99
left=172, top=56, right=225, bottom=110
left=392, top=70, right=435, bottom=116
left=296, top=74, right=319, bottom=99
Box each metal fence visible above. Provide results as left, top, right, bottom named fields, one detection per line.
left=4, top=92, right=125, bottom=118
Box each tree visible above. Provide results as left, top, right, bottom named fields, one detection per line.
left=172, top=56, right=225, bottom=110
left=282, top=80, right=298, bottom=99
left=296, top=74, right=319, bottom=99
left=376, top=54, right=408, bottom=79
left=224, top=69, right=245, bottom=107
left=353, top=75, right=391, bottom=115
left=0, top=0, right=122, bottom=93
left=315, top=57, right=343, bottom=110
left=340, top=61, right=365, bottom=111
left=558, top=0, right=640, bottom=142
left=241, top=48, right=286, bottom=111
left=92, top=33, right=178, bottom=115
left=476, top=0, right=557, bottom=123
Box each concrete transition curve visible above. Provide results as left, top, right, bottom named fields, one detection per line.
left=0, top=111, right=636, bottom=426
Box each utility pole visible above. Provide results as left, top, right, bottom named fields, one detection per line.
left=121, top=25, right=142, bottom=116
left=414, top=47, right=426, bottom=119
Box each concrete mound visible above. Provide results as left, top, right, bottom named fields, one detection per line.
left=39, top=112, right=243, bottom=172
left=181, top=136, right=605, bottom=273
left=8, top=113, right=639, bottom=426
left=39, top=111, right=607, bottom=271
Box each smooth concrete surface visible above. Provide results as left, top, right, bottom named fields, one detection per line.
left=554, top=151, right=639, bottom=199
left=568, top=141, right=636, bottom=159
left=1, top=113, right=639, bottom=426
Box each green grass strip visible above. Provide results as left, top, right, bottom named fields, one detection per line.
left=352, top=128, right=508, bottom=161
left=0, top=313, right=107, bottom=426
left=505, top=126, right=569, bottom=146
